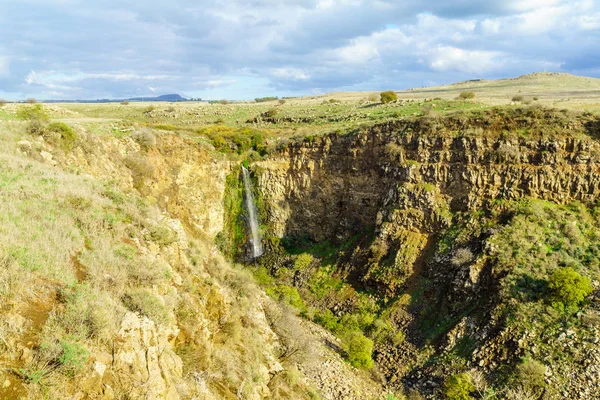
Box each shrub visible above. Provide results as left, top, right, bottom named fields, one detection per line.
left=122, top=288, right=170, bottom=325
left=368, top=93, right=380, bottom=102
left=451, top=248, right=474, bottom=266
left=131, top=128, right=157, bottom=149
left=393, top=330, right=406, bottom=345
left=0, top=99, right=6, bottom=107
left=329, top=98, right=341, bottom=104
left=263, top=108, right=279, bottom=118
left=17, top=104, right=49, bottom=122
left=148, top=224, right=176, bottom=245
left=219, top=99, right=229, bottom=105
left=58, top=340, right=88, bottom=377
left=27, top=98, right=37, bottom=104
left=380, top=91, right=398, bottom=104
left=533, top=97, right=539, bottom=101
left=266, top=285, right=306, bottom=310
left=47, top=121, right=78, bottom=149
left=121, top=100, right=130, bottom=105
left=344, top=332, right=373, bottom=369
left=458, top=91, right=475, bottom=100
left=142, top=105, right=155, bottom=114
left=293, top=253, right=313, bottom=270
left=279, top=99, right=286, bottom=105
left=124, top=154, right=155, bottom=178
left=314, top=309, right=339, bottom=331
left=255, top=96, right=278, bottom=103
left=26, top=120, right=47, bottom=136
left=548, top=267, right=593, bottom=309
left=512, top=95, right=524, bottom=102
left=386, top=393, right=407, bottom=400
left=515, top=358, right=546, bottom=392
left=444, top=373, right=474, bottom=400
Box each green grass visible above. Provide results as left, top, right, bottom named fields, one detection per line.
left=215, top=168, right=246, bottom=259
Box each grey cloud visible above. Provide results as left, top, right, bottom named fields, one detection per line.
left=0, top=0, right=597, bottom=99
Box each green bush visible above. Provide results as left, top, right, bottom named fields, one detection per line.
left=47, top=121, right=78, bottom=149
left=58, top=340, right=88, bottom=377
left=393, top=330, right=406, bottom=345
left=344, top=332, right=373, bottom=369
left=548, top=267, right=593, bottom=309
left=17, top=104, right=49, bottom=122
left=122, top=288, right=170, bottom=325
left=266, top=285, right=306, bottom=310
left=314, top=309, right=339, bottom=331
left=458, top=91, right=475, bottom=100
left=293, top=253, right=313, bottom=270
left=255, top=96, right=278, bottom=103
left=444, top=373, right=474, bottom=399
left=380, top=91, right=398, bottom=103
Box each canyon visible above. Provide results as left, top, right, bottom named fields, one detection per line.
left=0, top=96, right=599, bottom=399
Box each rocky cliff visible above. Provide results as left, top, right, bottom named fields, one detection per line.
left=251, top=108, right=600, bottom=398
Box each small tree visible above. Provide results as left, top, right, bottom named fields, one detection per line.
left=458, top=91, right=475, bottom=100
left=511, top=95, right=524, bottom=102
left=344, top=332, right=374, bottom=369
left=381, top=91, right=398, bottom=103
left=27, top=98, right=37, bottom=104
left=548, top=267, right=593, bottom=309
left=0, top=99, right=6, bottom=107
left=515, top=358, right=546, bottom=392
left=444, top=373, right=474, bottom=400
left=451, top=248, right=474, bottom=266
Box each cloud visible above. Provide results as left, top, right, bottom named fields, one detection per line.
left=426, top=46, right=504, bottom=75
left=0, top=0, right=598, bottom=99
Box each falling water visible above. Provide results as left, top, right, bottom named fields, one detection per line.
left=241, top=166, right=264, bottom=258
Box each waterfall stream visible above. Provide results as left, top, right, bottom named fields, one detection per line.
left=241, top=166, right=264, bottom=258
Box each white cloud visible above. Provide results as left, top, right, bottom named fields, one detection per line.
left=270, top=67, right=310, bottom=81
left=426, top=46, right=504, bottom=75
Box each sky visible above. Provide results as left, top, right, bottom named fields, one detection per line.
left=0, top=0, right=599, bottom=100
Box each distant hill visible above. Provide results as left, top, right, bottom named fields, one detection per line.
left=127, top=94, right=186, bottom=102
left=40, top=94, right=189, bottom=103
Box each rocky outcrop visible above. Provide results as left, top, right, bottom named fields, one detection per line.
left=62, top=130, right=233, bottom=237
left=256, top=125, right=600, bottom=245
left=82, top=313, right=183, bottom=399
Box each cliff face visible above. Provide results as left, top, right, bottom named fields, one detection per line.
left=256, top=117, right=600, bottom=267
left=253, top=113, right=600, bottom=397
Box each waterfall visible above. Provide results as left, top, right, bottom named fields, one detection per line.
left=241, top=166, right=263, bottom=258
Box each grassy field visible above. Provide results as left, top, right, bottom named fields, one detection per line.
left=326, top=72, right=600, bottom=112
left=1, top=72, right=598, bottom=143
